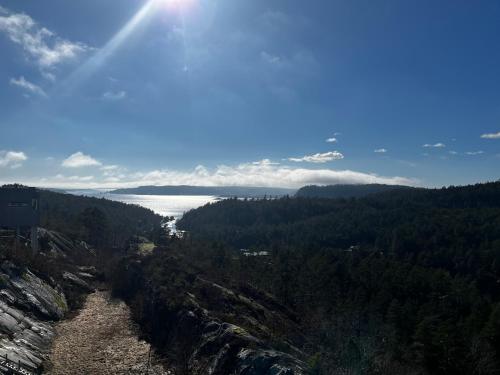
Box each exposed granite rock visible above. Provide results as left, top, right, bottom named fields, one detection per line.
left=115, top=253, right=307, bottom=375
left=38, top=229, right=95, bottom=259
left=237, top=349, right=305, bottom=375
left=0, top=300, right=54, bottom=370
left=0, top=229, right=97, bottom=373
left=0, top=262, right=64, bottom=371
left=1, top=263, right=68, bottom=321
left=62, top=272, right=93, bottom=293
left=176, top=310, right=306, bottom=375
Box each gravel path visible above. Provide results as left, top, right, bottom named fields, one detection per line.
left=45, top=290, right=171, bottom=375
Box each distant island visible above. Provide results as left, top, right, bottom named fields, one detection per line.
left=110, top=185, right=297, bottom=198
left=295, top=183, right=413, bottom=199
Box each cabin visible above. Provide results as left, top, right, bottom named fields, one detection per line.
left=0, top=187, right=40, bottom=253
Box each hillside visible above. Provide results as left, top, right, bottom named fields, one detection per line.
left=295, top=183, right=413, bottom=199
left=39, top=189, right=163, bottom=247
left=110, top=185, right=296, bottom=198
left=0, top=186, right=167, bottom=373
left=176, top=181, right=500, bottom=374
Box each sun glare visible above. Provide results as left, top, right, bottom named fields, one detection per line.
left=156, top=0, right=195, bottom=12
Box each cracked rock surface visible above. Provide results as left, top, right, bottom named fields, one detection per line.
left=0, top=261, right=67, bottom=371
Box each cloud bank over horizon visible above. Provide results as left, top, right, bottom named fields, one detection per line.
left=0, top=154, right=418, bottom=189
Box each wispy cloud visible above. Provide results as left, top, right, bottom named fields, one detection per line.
left=9, top=76, right=46, bottom=97
left=252, top=159, right=280, bottom=166
left=0, top=7, right=90, bottom=71
left=102, top=90, right=127, bottom=101
left=326, top=137, right=337, bottom=143
left=423, top=143, right=446, bottom=148
left=62, top=152, right=102, bottom=168
left=260, top=51, right=281, bottom=65
left=481, top=132, right=500, bottom=139
left=288, top=151, right=344, bottom=163
left=54, top=174, right=94, bottom=182
left=100, top=165, right=120, bottom=171
left=264, top=49, right=317, bottom=70
left=465, top=151, right=484, bottom=156
left=374, top=148, right=387, bottom=153
left=0, top=151, right=27, bottom=169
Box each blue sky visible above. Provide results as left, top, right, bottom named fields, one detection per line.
left=0, top=0, right=499, bottom=188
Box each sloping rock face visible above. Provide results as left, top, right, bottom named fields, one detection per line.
left=38, top=228, right=96, bottom=260
left=62, top=272, right=93, bottom=293
left=0, top=229, right=97, bottom=373
left=0, top=261, right=66, bottom=370
left=113, top=253, right=307, bottom=375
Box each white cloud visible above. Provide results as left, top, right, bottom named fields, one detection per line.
left=252, top=159, right=280, bottom=166
left=8, top=159, right=417, bottom=189
left=481, top=132, right=500, bottom=139
left=326, top=137, right=337, bottom=143
left=62, top=152, right=102, bottom=168
left=288, top=151, right=344, bottom=163
left=0, top=156, right=420, bottom=189
left=100, top=165, right=127, bottom=178
left=112, top=162, right=416, bottom=188
left=449, top=151, right=458, bottom=155
left=260, top=51, right=282, bottom=65
left=0, top=7, right=90, bottom=70
left=374, top=148, right=387, bottom=153
left=54, top=174, right=94, bottom=182
left=100, top=165, right=119, bottom=171
left=465, top=151, right=484, bottom=156
left=102, top=91, right=127, bottom=101
left=423, top=143, right=446, bottom=148
left=9, top=76, right=46, bottom=97
left=0, top=151, right=27, bottom=169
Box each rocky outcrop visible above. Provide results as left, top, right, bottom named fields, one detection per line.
left=62, top=272, right=93, bottom=293
left=186, top=319, right=306, bottom=374
left=113, top=253, right=307, bottom=375
left=0, top=261, right=66, bottom=371
left=38, top=229, right=95, bottom=260
left=0, top=229, right=97, bottom=373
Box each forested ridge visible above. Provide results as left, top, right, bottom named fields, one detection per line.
left=175, top=181, right=500, bottom=374
left=295, top=184, right=412, bottom=199
left=39, top=189, right=163, bottom=247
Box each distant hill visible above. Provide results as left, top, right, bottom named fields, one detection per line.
left=38, top=189, right=163, bottom=246
left=295, top=183, right=413, bottom=199
left=110, top=185, right=296, bottom=198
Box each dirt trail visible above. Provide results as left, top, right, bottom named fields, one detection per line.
left=45, top=290, right=171, bottom=375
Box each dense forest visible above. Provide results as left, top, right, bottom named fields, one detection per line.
left=174, top=181, right=500, bottom=374
left=295, top=184, right=412, bottom=199
left=39, top=190, right=163, bottom=247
